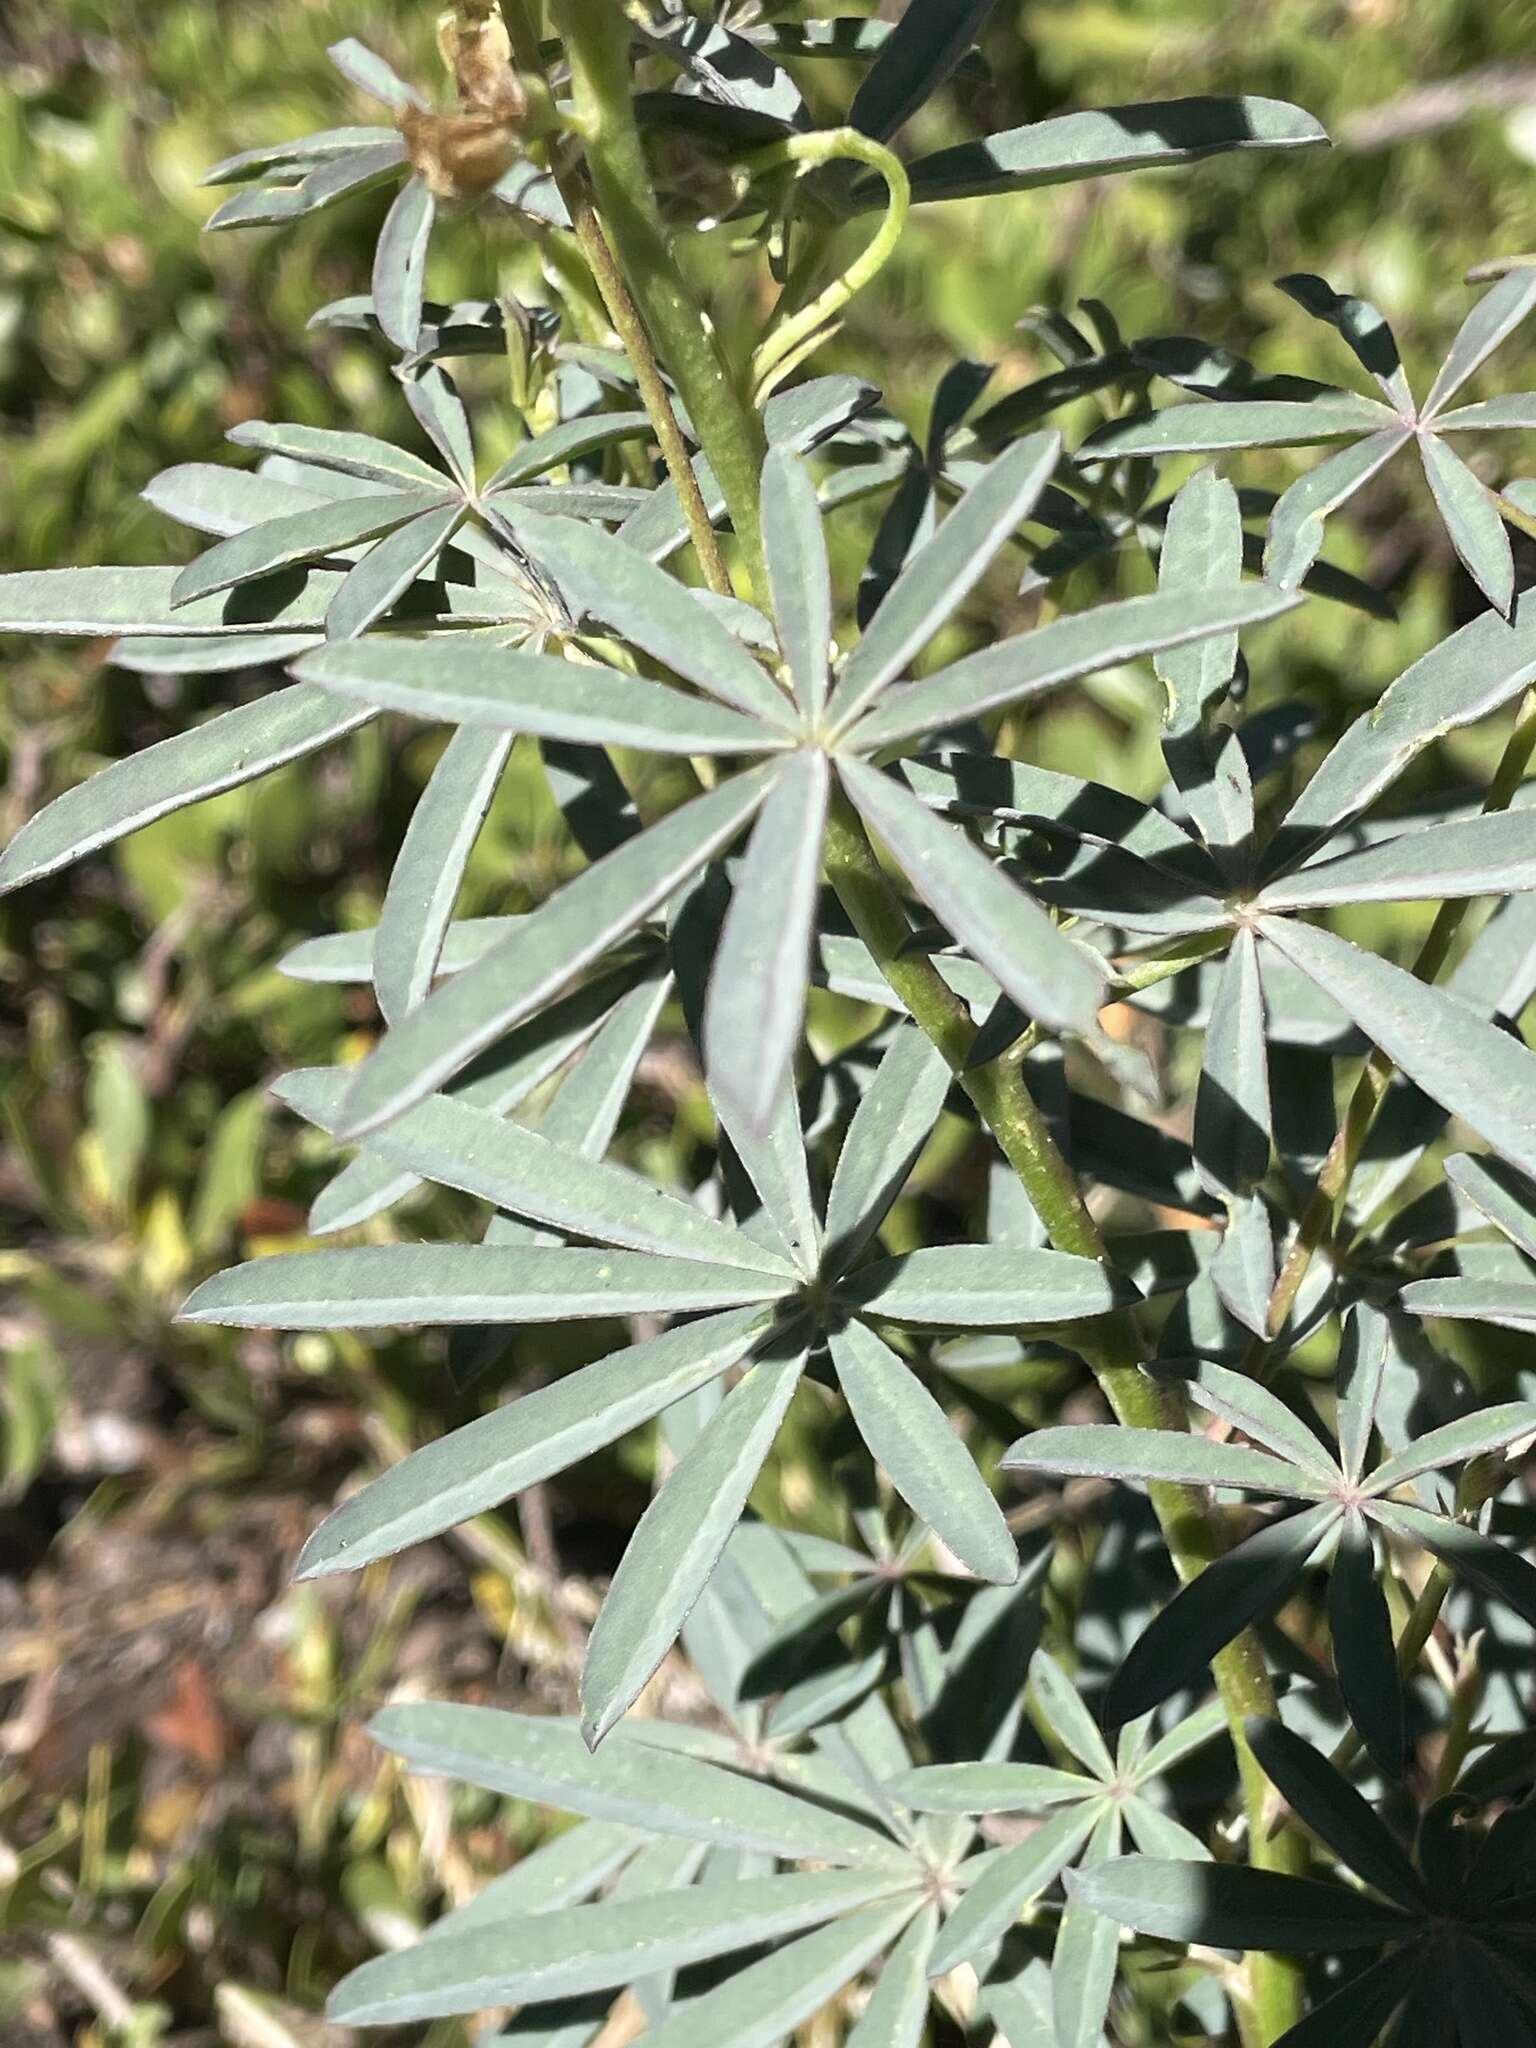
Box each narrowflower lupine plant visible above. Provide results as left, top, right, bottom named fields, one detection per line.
left=5, top=5, right=1536, bottom=2045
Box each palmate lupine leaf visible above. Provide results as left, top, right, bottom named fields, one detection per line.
left=225, top=416, right=447, bottom=487
left=842, top=582, right=1298, bottom=748
left=437, top=972, right=676, bottom=1377
left=1418, top=430, right=1514, bottom=613
left=333, top=765, right=778, bottom=1136
left=1182, top=1358, right=1340, bottom=1484
left=501, top=510, right=800, bottom=730
left=1152, top=467, right=1255, bottom=865
left=1327, top=1518, right=1405, bottom=1778
left=1002, top=1426, right=1321, bottom=1496
left=837, top=757, right=1108, bottom=1040
left=422, top=1818, right=643, bottom=1942
left=0, top=564, right=355, bottom=635
left=1072, top=1857, right=1411, bottom=1951
left=178, top=1244, right=794, bottom=1328
left=201, top=123, right=405, bottom=187
left=1258, top=916, right=1536, bottom=1181
left=824, top=432, right=1063, bottom=731
left=1081, top=391, right=1391, bottom=461
left=1399, top=1277, right=1536, bottom=1334
left=846, top=0, right=999, bottom=140
left=903, top=750, right=1212, bottom=870
left=251, top=972, right=1113, bottom=1717
left=365, top=1702, right=906, bottom=1866
left=330, top=1867, right=919, bottom=2023
left=292, top=638, right=780, bottom=752
left=1051, top=1810, right=1124, bottom=2048
left=142, top=460, right=328, bottom=534
left=1074, top=1722, right=1536, bottom=2044
left=170, top=489, right=449, bottom=607
left=371, top=724, right=512, bottom=1026
left=1264, top=426, right=1408, bottom=587
left=372, top=174, right=435, bottom=351
left=843, top=1244, right=1132, bottom=1327
left=628, top=1901, right=923, bottom=2048
left=1088, top=270, right=1536, bottom=610
left=287, top=961, right=657, bottom=1238
left=1424, top=267, right=1536, bottom=415
left=1275, top=273, right=1414, bottom=410
left=842, top=1905, right=937, bottom=2048
left=1258, top=806, right=1536, bottom=908
left=294, top=1307, right=777, bottom=1578
left=847, top=96, right=1328, bottom=210
left=702, top=749, right=831, bottom=1133
left=1006, top=1316, right=1536, bottom=1743
left=1193, top=928, right=1271, bottom=1205
left=760, top=446, right=832, bottom=719
left=1191, top=929, right=1275, bottom=1334
left=306, top=1091, right=794, bottom=1275
left=828, top=1321, right=1017, bottom=1585
left=929, top=1804, right=1101, bottom=1974
left=0, top=688, right=375, bottom=893
left=580, top=1347, right=812, bottom=1744
left=323, top=498, right=470, bottom=640
left=203, top=143, right=407, bottom=231
left=668, top=865, right=823, bottom=1274
left=1445, top=1150, right=1536, bottom=1258
left=1251, top=1722, right=1425, bottom=1907
left=821, top=1026, right=953, bottom=1271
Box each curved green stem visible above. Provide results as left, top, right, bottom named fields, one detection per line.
left=746, top=129, right=909, bottom=402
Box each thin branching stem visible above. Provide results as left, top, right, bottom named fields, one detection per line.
left=539, top=0, right=768, bottom=588
left=497, top=0, right=732, bottom=596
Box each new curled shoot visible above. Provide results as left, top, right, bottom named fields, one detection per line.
left=747, top=128, right=910, bottom=406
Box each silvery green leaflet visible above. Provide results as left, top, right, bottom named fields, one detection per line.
left=4, top=3, right=1536, bottom=2043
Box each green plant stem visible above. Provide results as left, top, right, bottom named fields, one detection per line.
left=1263, top=687, right=1536, bottom=1341
left=497, top=0, right=731, bottom=597
left=745, top=129, right=909, bottom=402
left=543, top=0, right=768, bottom=588
left=822, top=787, right=1305, bottom=2040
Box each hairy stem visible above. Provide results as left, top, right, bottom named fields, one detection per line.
left=1264, top=687, right=1536, bottom=1340
left=497, top=0, right=731, bottom=595
left=823, top=787, right=1305, bottom=2037
left=543, top=0, right=768, bottom=586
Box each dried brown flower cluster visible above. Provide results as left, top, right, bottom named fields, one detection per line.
left=402, top=3, right=530, bottom=201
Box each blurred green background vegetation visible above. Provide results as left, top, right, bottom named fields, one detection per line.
left=2, top=2, right=1535, bottom=2041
